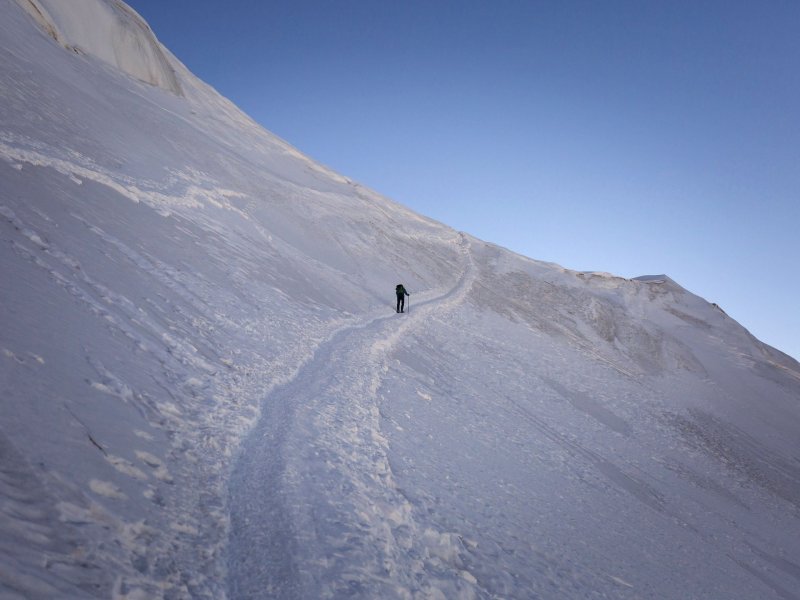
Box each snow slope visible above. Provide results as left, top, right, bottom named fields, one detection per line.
left=1, top=1, right=799, bottom=598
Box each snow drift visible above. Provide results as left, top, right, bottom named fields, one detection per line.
left=2, top=1, right=800, bottom=598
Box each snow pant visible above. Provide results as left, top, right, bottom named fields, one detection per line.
left=396, top=294, right=405, bottom=312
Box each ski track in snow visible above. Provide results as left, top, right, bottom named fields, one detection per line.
left=228, top=233, right=482, bottom=600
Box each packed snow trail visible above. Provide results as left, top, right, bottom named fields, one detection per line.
left=228, top=234, right=480, bottom=599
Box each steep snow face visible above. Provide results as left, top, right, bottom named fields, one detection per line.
left=0, top=1, right=462, bottom=596
left=14, top=0, right=182, bottom=94
left=2, top=1, right=800, bottom=599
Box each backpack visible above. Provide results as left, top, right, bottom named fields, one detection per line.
left=396, top=284, right=404, bottom=294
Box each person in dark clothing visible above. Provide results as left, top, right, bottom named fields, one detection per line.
left=395, top=284, right=409, bottom=313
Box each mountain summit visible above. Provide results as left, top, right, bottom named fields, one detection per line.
left=2, top=1, right=799, bottom=598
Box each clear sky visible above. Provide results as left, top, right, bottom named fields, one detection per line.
left=126, top=0, right=799, bottom=361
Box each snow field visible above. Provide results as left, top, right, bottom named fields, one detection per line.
left=2, top=1, right=800, bottom=598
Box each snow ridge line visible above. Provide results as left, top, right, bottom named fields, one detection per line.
left=227, top=232, right=482, bottom=599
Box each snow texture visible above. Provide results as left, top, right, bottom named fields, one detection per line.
left=1, top=1, right=800, bottom=598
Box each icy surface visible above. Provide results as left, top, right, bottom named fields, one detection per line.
left=2, top=1, right=800, bottom=598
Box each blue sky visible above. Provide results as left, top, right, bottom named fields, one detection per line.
left=127, top=0, right=799, bottom=360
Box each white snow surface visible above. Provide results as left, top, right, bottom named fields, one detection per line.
left=2, top=1, right=800, bottom=598
left=14, top=0, right=182, bottom=94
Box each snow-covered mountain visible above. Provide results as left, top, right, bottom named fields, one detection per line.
left=2, top=1, right=799, bottom=598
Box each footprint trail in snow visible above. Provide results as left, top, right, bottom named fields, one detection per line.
left=228, top=234, right=478, bottom=599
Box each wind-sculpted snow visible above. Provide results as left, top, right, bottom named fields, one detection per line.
left=2, top=1, right=800, bottom=598
left=15, top=0, right=182, bottom=94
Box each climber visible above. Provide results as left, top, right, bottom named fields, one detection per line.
left=395, top=284, right=409, bottom=313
